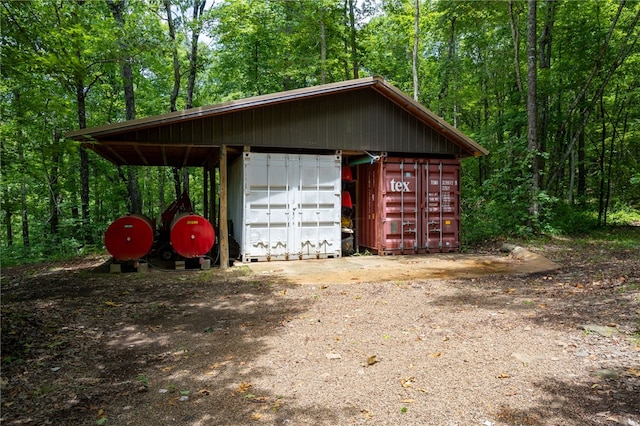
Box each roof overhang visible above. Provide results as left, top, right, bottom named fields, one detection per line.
left=66, top=76, right=488, bottom=167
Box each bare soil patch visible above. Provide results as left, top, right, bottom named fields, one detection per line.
left=2, top=230, right=639, bottom=425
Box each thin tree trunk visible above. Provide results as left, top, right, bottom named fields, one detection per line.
left=158, top=167, right=166, bottom=218
left=348, top=0, right=358, bottom=79
left=537, top=0, right=557, bottom=188
left=164, top=0, right=183, bottom=198
left=182, top=0, right=208, bottom=197
left=186, top=0, right=206, bottom=110
left=577, top=129, right=586, bottom=200
left=49, top=130, right=62, bottom=234
left=173, top=168, right=182, bottom=200
left=526, top=0, right=539, bottom=223
left=164, top=0, right=180, bottom=113
left=320, top=9, right=327, bottom=84
left=597, top=95, right=607, bottom=225
left=182, top=168, right=190, bottom=198
left=568, top=145, right=575, bottom=204
left=412, top=0, right=419, bottom=101
left=18, top=139, right=29, bottom=247
left=76, top=80, right=92, bottom=243
left=508, top=0, right=524, bottom=96
left=108, top=0, right=142, bottom=214
left=4, top=208, right=13, bottom=247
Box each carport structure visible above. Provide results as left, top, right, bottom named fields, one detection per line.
left=66, top=76, right=488, bottom=268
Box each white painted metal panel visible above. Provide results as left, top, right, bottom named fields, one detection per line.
left=232, top=152, right=342, bottom=262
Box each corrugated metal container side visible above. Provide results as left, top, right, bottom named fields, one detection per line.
left=357, top=158, right=460, bottom=254
left=228, top=152, right=342, bottom=262
left=423, top=159, right=460, bottom=252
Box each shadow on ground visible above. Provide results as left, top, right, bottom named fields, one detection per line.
left=1, top=257, right=354, bottom=425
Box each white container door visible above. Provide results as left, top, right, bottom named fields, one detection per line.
left=294, top=155, right=342, bottom=260
left=242, top=153, right=341, bottom=262
left=243, top=154, right=292, bottom=261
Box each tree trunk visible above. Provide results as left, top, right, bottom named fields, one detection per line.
left=348, top=0, right=358, bottom=79
left=577, top=130, right=585, bottom=200
left=412, top=0, right=419, bottom=101
left=320, top=8, right=327, bottom=84
left=438, top=15, right=456, bottom=118
left=508, top=0, right=524, bottom=96
left=182, top=167, right=190, bottom=198
left=18, top=140, right=29, bottom=247
left=164, top=0, right=183, bottom=199
left=537, top=0, right=557, bottom=189
left=597, top=95, right=607, bottom=225
left=158, top=167, right=166, bottom=218
left=108, top=0, right=142, bottom=214
left=186, top=0, right=206, bottom=110
left=164, top=0, right=180, bottom=113
left=173, top=168, right=182, bottom=200
left=4, top=208, right=13, bottom=247
left=526, top=0, right=539, bottom=223
left=49, top=130, right=62, bottom=235
left=76, top=79, right=92, bottom=244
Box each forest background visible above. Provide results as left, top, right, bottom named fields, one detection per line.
left=1, top=0, right=639, bottom=266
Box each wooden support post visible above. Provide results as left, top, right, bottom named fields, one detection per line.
left=219, top=145, right=229, bottom=269
left=203, top=166, right=209, bottom=220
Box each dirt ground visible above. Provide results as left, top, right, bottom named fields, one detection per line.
left=1, top=230, right=639, bottom=426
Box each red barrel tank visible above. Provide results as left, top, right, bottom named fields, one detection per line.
left=170, top=213, right=215, bottom=258
left=104, top=214, right=154, bottom=261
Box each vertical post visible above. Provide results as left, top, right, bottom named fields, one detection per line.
left=203, top=166, right=209, bottom=220
left=219, top=145, right=229, bottom=269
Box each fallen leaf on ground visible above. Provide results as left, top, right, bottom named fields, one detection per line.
left=237, top=382, right=252, bottom=393
left=627, top=368, right=640, bottom=377
left=401, top=377, right=415, bottom=387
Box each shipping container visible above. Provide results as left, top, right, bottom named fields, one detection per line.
left=356, top=158, right=460, bottom=254
left=229, top=152, right=342, bottom=262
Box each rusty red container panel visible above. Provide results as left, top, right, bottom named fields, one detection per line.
left=170, top=213, right=215, bottom=258
left=423, top=159, right=460, bottom=252
left=357, top=158, right=460, bottom=254
left=104, top=214, right=154, bottom=261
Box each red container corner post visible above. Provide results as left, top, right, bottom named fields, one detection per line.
left=104, top=214, right=155, bottom=261
left=170, top=213, right=215, bottom=258
left=357, top=158, right=460, bottom=254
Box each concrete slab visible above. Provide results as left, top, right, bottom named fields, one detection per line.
left=243, top=248, right=560, bottom=285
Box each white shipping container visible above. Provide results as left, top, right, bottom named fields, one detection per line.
left=229, top=152, right=342, bottom=262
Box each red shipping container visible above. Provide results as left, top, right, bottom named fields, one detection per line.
left=357, top=158, right=460, bottom=254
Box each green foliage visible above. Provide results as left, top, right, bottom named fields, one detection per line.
left=1, top=0, right=639, bottom=264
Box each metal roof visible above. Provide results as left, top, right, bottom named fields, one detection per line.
left=66, top=76, right=488, bottom=166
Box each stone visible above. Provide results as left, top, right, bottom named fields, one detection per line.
left=591, top=369, right=619, bottom=379
left=511, top=352, right=536, bottom=365
left=578, top=324, right=619, bottom=337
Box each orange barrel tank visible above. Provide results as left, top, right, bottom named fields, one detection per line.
left=170, top=213, right=215, bottom=258
left=104, top=214, right=154, bottom=261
